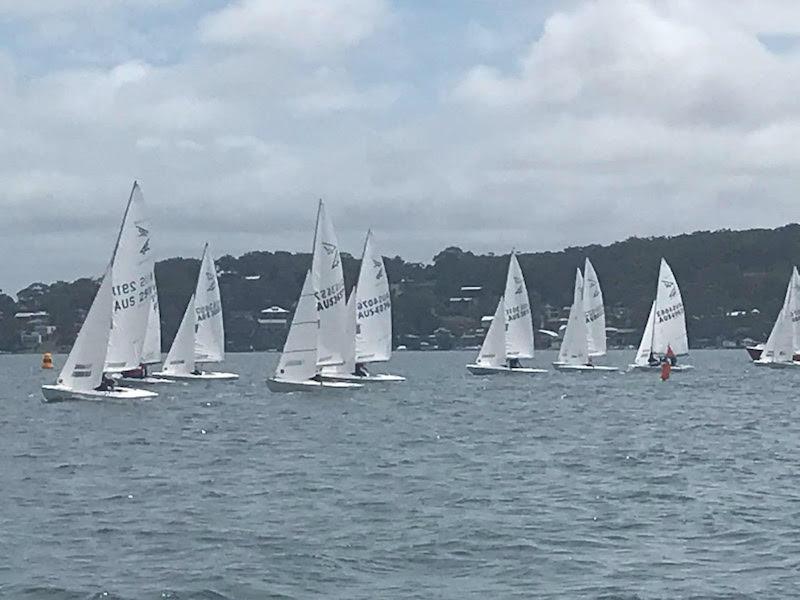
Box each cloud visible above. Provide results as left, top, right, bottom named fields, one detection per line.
left=198, top=0, right=390, bottom=55
left=4, top=0, right=800, bottom=294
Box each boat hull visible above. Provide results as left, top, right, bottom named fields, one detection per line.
left=266, top=378, right=363, bottom=393
left=115, top=376, right=176, bottom=386
left=466, top=364, right=548, bottom=375
left=752, top=359, right=800, bottom=369
left=319, top=372, right=406, bottom=383
left=553, top=363, right=619, bottom=372
left=41, top=384, right=158, bottom=403
left=151, top=371, right=239, bottom=381
left=747, top=344, right=800, bottom=362
left=627, top=364, right=695, bottom=372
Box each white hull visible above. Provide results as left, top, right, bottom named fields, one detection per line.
left=553, top=363, right=619, bottom=372
left=152, top=370, right=239, bottom=381
left=753, top=359, right=800, bottom=369
left=266, top=378, right=363, bottom=393
left=115, top=376, right=176, bottom=386
left=319, top=372, right=406, bottom=383
left=628, top=364, right=695, bottom=372
left=41, top=384, right=158, bottom=403
left=466, top=364, right=548, bottom=376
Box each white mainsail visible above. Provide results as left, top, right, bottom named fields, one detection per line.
left=762, top=270, right=796, bottom=363
left=274, top=270, right=319, bottom=382
left=634, top=301, right=656, bottom=367
left=558, top=269, right=589, bottom=366
left=312, top=200, right=347, bottom=367
left=355, top=231, right=392, bottom=364
left=583, top=258, right=607, bottom=357
left=105, top=182, right=155, bottom=372
left=504, top=252, right=535, bottom=359
left=474, top=298, right=507, bottom=368
left=56, top=267, right=113, bottom=391
left=161, top=293, right=197, bottom=376
left=140, top=289, right=161, bottom=365
left=789, top=266, right=800, bottom=353
left=194, top=243, right=225, bottom=364
left=651, top=258, right=689, bottom=356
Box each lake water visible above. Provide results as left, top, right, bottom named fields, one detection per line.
left=1, top=349, right=798, bottom=599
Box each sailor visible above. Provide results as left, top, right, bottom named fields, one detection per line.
left=647, top=351, right=660, bottom=367
left=354, top=362, right=369, bottom=377
left=507, top=358, right=521, bottom=369
left=666, top=345, right=677, bottom=366
left=95, top=373, right=116, bottom=392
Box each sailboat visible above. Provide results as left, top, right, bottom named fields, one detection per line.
left=554, top=267, right=618, bottom=372
left=629, top=258, right=694, bottom=371
left=320, top=230, right=405, bottom=383
left=554, top=259, right=617, bottom=372
left=754, top=268, right=800, bottom=368
left=267, top=201, right=362, bottom=392
left=155, top=243, right=238, bottom=380
left=42, top=183, right=159, bottom=402
left=466, top=252, right=547, bottom=375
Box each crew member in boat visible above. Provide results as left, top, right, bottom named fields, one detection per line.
left=122, top=363, right=148, bottom=379
left=647, top=351, right=660, bottom=367
left=507, top=358, right=521, bottom=369
left=666, top=345, right=677, bottom=366
left=191, top=367, right=203, bottom=375
left=95, top=373, right=116, bottom=392
left=354, top=362, right=369, bottom=377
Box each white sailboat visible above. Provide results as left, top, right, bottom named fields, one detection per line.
left=320, top=230, right=405, bottom=383
left=554, top=268, right=618, bottom=372
left=42, top=183, right=159, bottom=402
left=629, top=258, right=694, bottom=371
left=754, top=268, right=800, bottom=368
left=267, top=201, right=362, bottom=392
left=467, top=252, right=547, bottom=375
left=155, top=243, right=238, bottom=380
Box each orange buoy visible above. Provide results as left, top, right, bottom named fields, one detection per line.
left=660, top=359, right=671, bottom=381
left=41, top=352, right=53, bottom=370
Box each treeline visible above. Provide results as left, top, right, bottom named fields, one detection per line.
left=7, top=224, right=800, bottom=352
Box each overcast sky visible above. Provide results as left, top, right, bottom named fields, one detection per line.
left=2, top=0, right=800, bottom=294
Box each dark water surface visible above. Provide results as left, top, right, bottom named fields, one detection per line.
left=1, top=350, right=799, bottom=599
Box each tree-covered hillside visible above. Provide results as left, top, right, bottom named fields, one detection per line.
left=7, top=224, right=800, bottom=353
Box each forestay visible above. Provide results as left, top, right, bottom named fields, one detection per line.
left=583, top=258, right=607, bottom=356
left=194, top=244, right=225, bottom=364
left=105, top=182, right=156, bottom=372
left=652, top=258, right=689, bottom=356
left=558, top=269, right=589, bottom=366
left=57, top=266, right=113, bottom=391
left=274, top=271, right=319, bottom=381
left=312, top=201, right=347, bottom=367
left=162, top=294, right=197, bottom=376
left=355, top=231, right=392, bottom=364
left=475, top=298, right=507, bottom=368
left=504, top=253, right=534, bottom=359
